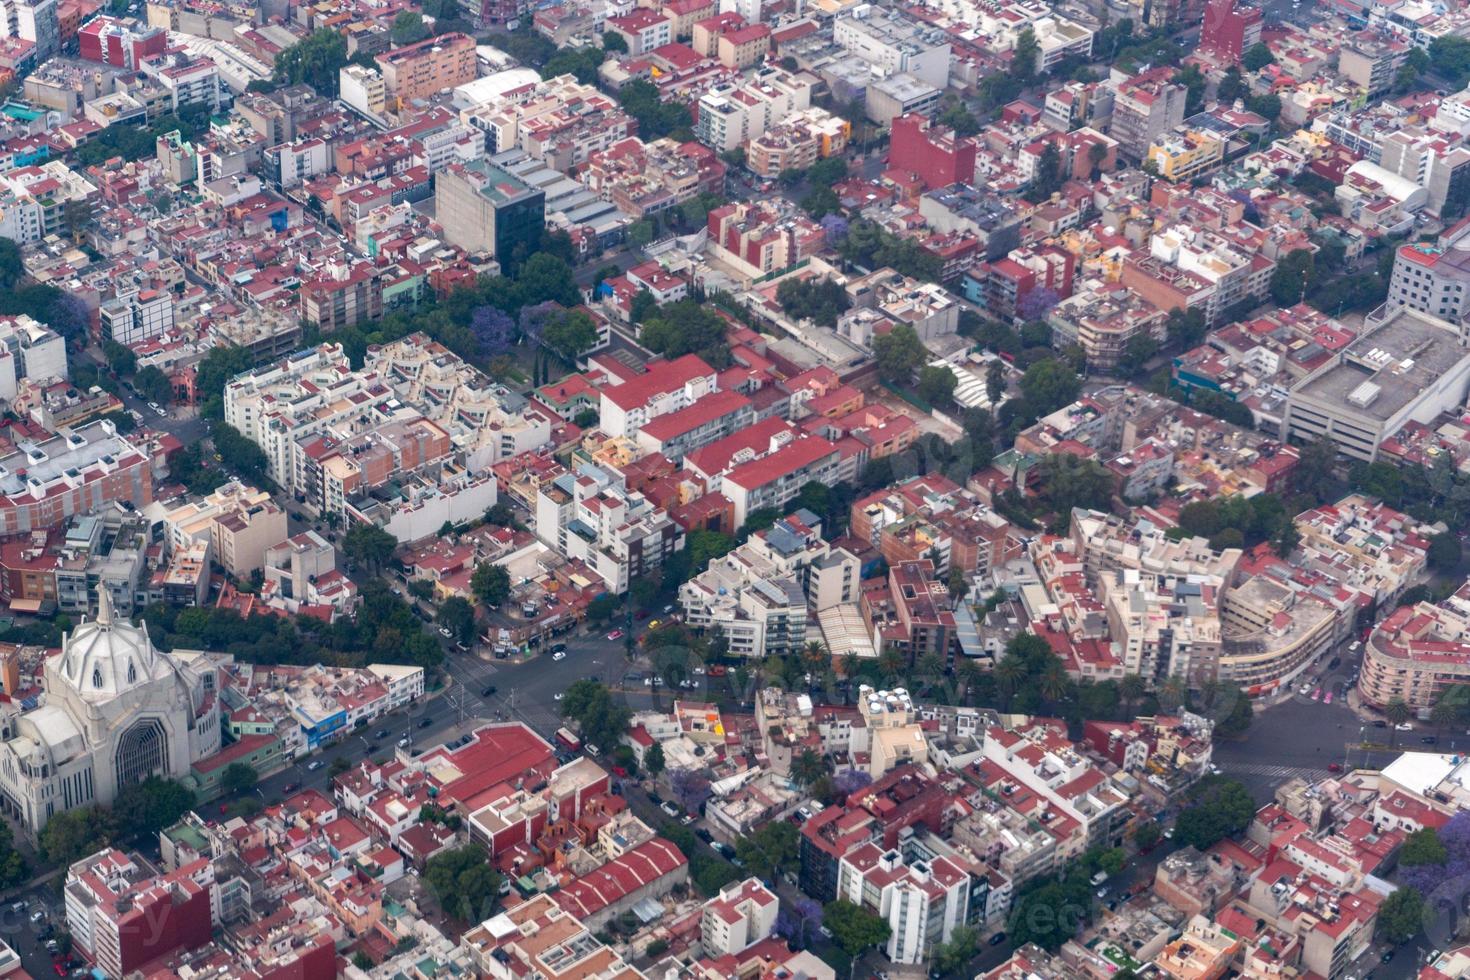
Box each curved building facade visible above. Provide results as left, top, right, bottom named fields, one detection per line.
left=0, top=590, right=219, bottom=833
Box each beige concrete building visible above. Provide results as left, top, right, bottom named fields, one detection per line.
left=160, top=481, right=286, bottom=578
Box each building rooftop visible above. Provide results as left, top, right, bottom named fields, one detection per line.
left=1291, top=307, right=1470, bottom=424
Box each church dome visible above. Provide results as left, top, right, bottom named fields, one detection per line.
left=58, top=590, right=164, bottom=701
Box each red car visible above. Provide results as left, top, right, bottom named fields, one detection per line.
left=1327, top=762, right=1342, bottom=772
left=53, top=964, right=66, bottom=976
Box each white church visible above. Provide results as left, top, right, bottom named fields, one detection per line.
left=0, top=590, right=221, bottom=833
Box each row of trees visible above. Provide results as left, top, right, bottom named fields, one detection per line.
left=137, top=579, right=445, bottom=672
left=40, top=777, right=197, bottom=867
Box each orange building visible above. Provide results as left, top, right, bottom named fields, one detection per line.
left=375, top=32, right=476, bottom=110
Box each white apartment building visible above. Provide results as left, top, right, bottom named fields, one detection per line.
left=98, top=287, right=174, bottom=347
left=0, top=0, right=57, bottom=59
left=700, top=879, right=778, bottom=957
left=694, top=66, right=813, bottom=154
left=340, top=64, right=387, bottom=117
left=0, top=314, right=65, bottom=402
left=535, top=465, right=684, bottom=593
left=224, top=343, right=393, bottom=490
left=598, top=353, right=719, bottom=438
left=364, top=332, right=551, bottom=471
left=832, top=5, right=951, bottom=89
left=981, top=723, right=1133, bottom=850
left=680, top=513, right=857, bottom=657
left=834, top=844, right=970, bottom=965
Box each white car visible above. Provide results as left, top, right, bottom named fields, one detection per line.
left=552, top=650, right=566, bottom=661
left=306, top=760, right=323, bottom=771
left=438, top=626, right=452, bottom=638
left=1395, top=723, right=1414, bottom=731
left=398, top=736, right=410, bottom=748
left=554, top=692, right=564, bottom=701
left=660, top=801, right=681, bottom=818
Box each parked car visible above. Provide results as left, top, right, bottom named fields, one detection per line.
left=418, top=718, right=433, bottom=728
left=552, top=651, right=566, bottom=661
left=482, top=685, right=497, bottom=697
left=989, top=932, right=1007, bottom=946
left=607, top=629, right=624, bottom=641
left=306, top=760, right=323, bottom=771
left=660, top=801, right=681, bottom=818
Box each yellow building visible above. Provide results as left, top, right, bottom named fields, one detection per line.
left=1145, top=129, right=1225, bottom=183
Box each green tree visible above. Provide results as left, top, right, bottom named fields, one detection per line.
left=1214, top=683, right=1254, bottom=737
left=353, top=951, right=375, bottom=971
left=1010, top=27, right=1039, bottom=82
left=1133, top=820, right=1162, bottom=851
left=425, top=844, right=502, bottom=922
left=986, top=359, right=1006, bottom=405
left=391, top=10, right=429, bottom=43
left=645, top=742, right=665, bottom=777
left=103, top=340, right=136, bottom=376
left=791, top=749, right=827, bottom=787
left=1242, top=42, right=1275, bottom=72
left=39, top=806, right=114, bottom=865
left=220, top=762, right=258, bottom=796
left=1431, top=34, right=1470, bottom=87
left=1270, top=249, right=1316, bottom=307
left=472, top=563, right=511, bottom=607
left=822, top=899, right=891, bottom=958
left=1035, top=453, right=1115, bottom=525
left=541, top=309, right=599, bottom=362
left=917, top=364, right=958, bottom=406
left=1009, top=880, right=1086, bottom=950
left=437, top=595, right=477, bottom=644
left=1401, top=827, right=1447, bottom=867
left=872, top=324, right=926, bottom=384
left=1019, top=357, right=1081, bottom=416
left=1377, top=887, right=1425, bottom=944
left=1026, top=142, right=1065, bottom=202
left=1117, top=334, right=1159, bottom=379
left=776, top=278, right=851, bottom=327
left=602, top=30, right=628, bottom=53
left=736, top=820, right=799, bottom=879
left=933, top=924, right=979, bottom=975
left=1430, top=531, right=1463, bottom=574
left=687, top=529, right=737, bottom=571
left=113, top=777, right=195, bottom=842
left=272, top=29, right=349, bottom=96
left=134, top=365, right=173, bottom=404
left=1174, top=777, right=1255, bottom=850
left=559, top=680, right=632, bottom=749
left=639, top=300, right=732, bottom=368
left=343, top=523, right=398, bottom=574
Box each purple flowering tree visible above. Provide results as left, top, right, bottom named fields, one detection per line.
left=519, top=300, right=564, bottom=345
left=832, top=768, right=872, bottom=800
left=1402, top=811, right=1470, bottom=897
left=669, top=768, right=711, bottom=815
left=470, top=305, right=516, bottom=357
left=776, top=897, right=823, bottom=948
left=821, top=214, right=849, bottom=249
left=1016, top=286, right=1061, bottom=322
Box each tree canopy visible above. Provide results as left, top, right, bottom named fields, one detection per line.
left=638, top=300, right=732, bottom=368
left=425, top=844, right=502, bottom=923
left=872, top=324, right=926, bottom=384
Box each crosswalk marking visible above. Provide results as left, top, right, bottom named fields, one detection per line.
left=1217, top=763, right=1327, bottom=780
